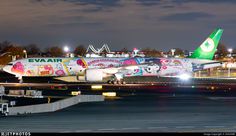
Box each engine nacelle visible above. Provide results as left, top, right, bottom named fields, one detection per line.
left=85, top=69, right=104, bottom=81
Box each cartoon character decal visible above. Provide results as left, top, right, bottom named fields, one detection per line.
left=144, top=65, right=161, bottom=74
left=143, top=58, right=162, bottom=75
left=122, top=58, right=139, bottom=66
left=124, top=58, right=163, bottom=76
left=108, top=64, right=114, bottom=68
left=59, top=58, right=87, bottom=76
left=38, top=64, right=54, bottom=76
left=160, top=59, right=170, bottom=64
left=77, top=58, right=87, bottom=68
left=160, top=59, right=170, bottom=70
left=172, top=60, right=182, bottom=66
left=11, top=62, right=25, bottom=75
left=69, top=59, right=84, bottom=75
left=26, top=70, right=35, bottom=76
left=55, top=70, right=65, bottom=76
left=125, top=67, right=143, bottom=76
left=54, top=63, right=65, bottom=76
left=87, top=58, right=122, bottom=68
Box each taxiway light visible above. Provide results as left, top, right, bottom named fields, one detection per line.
left=102, top=92, right=116, bottom=97
left=91, top=85, right=103, bottom=90
left=71, top=91, right=81, bottom=96
left=211, top=86, right=215, bottom=90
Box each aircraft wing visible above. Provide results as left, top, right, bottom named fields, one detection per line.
left=192, top=61, right=222, bottom=72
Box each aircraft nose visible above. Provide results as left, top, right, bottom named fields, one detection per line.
left=3, top=65, right=12, bottom=74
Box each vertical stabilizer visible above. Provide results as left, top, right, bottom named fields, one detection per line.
left=189, top=28, right=223, bottom=60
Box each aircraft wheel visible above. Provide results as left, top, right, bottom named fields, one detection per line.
left=113, top=81, right=117, bottom=85
left=19, top=79, right=23, bottom=84
left=107, top=80, right=112, bottom=84
left=117, top=81, right=121, bottom=84
left=4, top=112, right=9, bottom=116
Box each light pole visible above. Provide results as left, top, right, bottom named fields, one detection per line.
left=23, top=50, right=27, bottom=58
left=171, top=49, right=176, bottom=57
left=0, top=85, right=5, bottom=102
left=133, top=48, right=139, bottom=57
left=228, top=48, right=233, bottom=58
left=228, top=48, right=233, bottom=77
left=228, top=63, right=232, bottom=77
left=63, top=46, right=70, bottom=57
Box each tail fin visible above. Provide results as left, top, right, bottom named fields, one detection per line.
left=189, top=28, right=223, bottom=60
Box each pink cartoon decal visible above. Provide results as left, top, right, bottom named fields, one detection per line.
left=96, top=63, right=105, bottom=67
left=161, top=66, right=167, bottom=70
left=108, top=64, right=114, bottom=68
left=38, top=64, right=54, bottom=76
left=77, top=59, right=87, bottom=68
left=160, top=59, right=169, bottom=70
left=55, top=70, right=65, bottom=76
left=123, top=58, right=138, bottom=66
left=134, top=69, right=140, bottom=73
left=160, top=59, right=170, bottom=65
left=11, top=62, right=24, bottom=75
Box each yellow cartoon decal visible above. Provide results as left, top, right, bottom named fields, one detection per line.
left=38, top=64, right=54, bottom=76
left=26, top=70, right=35, bottom=76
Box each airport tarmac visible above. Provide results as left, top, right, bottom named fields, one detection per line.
left=1, top=91, right=236, bottom=132
left=1, top=71, right=236, bottom=132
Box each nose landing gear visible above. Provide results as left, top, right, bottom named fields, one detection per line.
left=17, top=76, right=23, bottom=83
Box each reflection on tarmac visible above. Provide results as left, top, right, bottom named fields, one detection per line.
left=1, top=92, right=236, bottom=132
left=2, top=71, right=236, bottom=132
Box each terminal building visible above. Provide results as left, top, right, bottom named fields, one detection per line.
left=85, top=44, right=145, bottom=58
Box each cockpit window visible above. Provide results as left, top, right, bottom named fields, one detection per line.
left=7, top=63, right=13, bottom=66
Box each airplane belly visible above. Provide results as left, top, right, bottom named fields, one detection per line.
left=159, top=66, right=188, bottom=76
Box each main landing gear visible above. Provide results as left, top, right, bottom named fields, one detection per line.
left=107, top=79, right=126, bottom=85
left=107, top=73, right=126, bottom=85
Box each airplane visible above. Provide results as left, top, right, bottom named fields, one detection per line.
left=3, top=28, right=223, bottom=84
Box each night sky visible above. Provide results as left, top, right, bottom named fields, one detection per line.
left=0, top=0, right=236, bottom=51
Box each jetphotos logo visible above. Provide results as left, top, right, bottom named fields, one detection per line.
left=200, top=38, right=215, bottom=52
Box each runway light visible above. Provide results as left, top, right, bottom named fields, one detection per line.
left=71, top=91, right=81, bottom=96
left=179, top=73, right=191, bottom=81
left=211, top=86, right=215, bottom=90
left=102, top=92, right=116, bottom=97
left=91, top=85, right=103, bottom=90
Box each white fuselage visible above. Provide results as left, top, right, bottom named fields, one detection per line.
left=3, top=57, right=220, bottom=79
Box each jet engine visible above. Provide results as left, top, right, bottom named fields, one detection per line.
left=85, top=69, right=104, bottom=81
